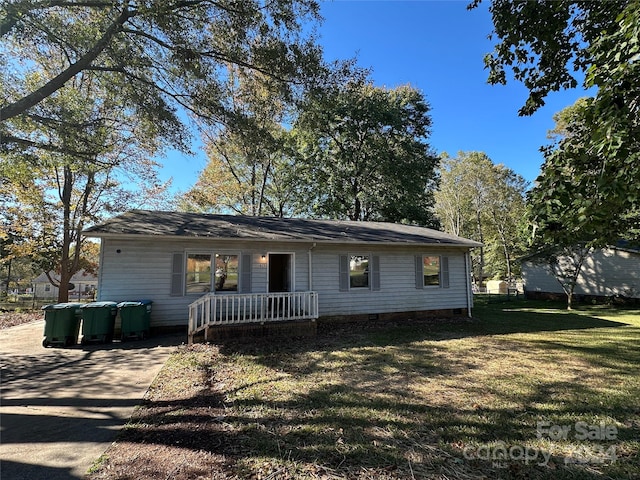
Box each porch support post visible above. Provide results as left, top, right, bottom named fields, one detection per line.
left=308, top=242, right=316, bottom=290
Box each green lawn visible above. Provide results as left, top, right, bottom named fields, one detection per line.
left=95, top=298, right=640, bottom=479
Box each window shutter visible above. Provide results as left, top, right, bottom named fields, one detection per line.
left=339, top=255, right=349, bottom=291
left=170, top=252, right=184, bottom=296
left=441, top=256, right=450, bottom=288
left=415, top=255, right=424, bottom=289
left=371, top=255, right=381, bottom=291
left=240, top=254, right=252, bottom=293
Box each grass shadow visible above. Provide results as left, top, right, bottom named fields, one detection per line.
left=87, top=300, right=640, bottom=479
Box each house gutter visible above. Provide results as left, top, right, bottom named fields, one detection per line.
left=308, top=242, right=316, bottom=290
left=81, top=232, right=481, bottom=249
left=464, top=251, right=473, bottom=318
left=96, top=240, right=106, bottom=301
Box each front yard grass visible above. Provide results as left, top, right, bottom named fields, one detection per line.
left=88, top=298, right=640, bottom=479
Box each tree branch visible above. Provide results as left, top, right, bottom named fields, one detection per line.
left=0, top=133, right=97, bottom=158
left=0, top=6, right=131, bottom=121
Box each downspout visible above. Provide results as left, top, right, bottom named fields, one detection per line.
left=465, top=251, right=473, bottom=317
left=96, top=239, right=106, bottom=301
left=308, top=242, right=316, bottom=290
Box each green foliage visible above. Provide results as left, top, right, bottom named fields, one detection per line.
left=475, top=0, right=628, bottom=116
left=292, top=77, right=439, bottom=224
left=0, top=0, right=326, bottom=300
left=181, top=125, right=298, bottom=216
left=179, top=68, right=300, bottom=216
left=478, top=0, right=640, bottom=245
left=1, top=66, right=170, bottom=301
left=0, top=0, right=323, bottom=146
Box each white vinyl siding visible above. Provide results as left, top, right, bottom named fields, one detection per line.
left=314, top=246, right=468, bottom=317
left=338, top=254, right=381, bottom=291
left=97, top=239, right=313, bottom=327
left=96, top=239, right=471, bottom=327
left=522, top=247, right=640, bottom=298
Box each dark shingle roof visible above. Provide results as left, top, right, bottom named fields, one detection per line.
left=83, top=210, right=481, bottom=247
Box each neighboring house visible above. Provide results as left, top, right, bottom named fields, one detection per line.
left=83, top=210, right=481, bottom=339
left=33, top=270, right=98, bottom=300
left=522, top=245, right=640, bottom=301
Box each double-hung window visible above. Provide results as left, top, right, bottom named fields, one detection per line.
left=350, top=255, right=370, bottom=289
left=185, top=253, right=239, bottom=294
left=186, top=253, right=212, bottom=293
left=339, top=254, right=380, bottom=291
left=422, top=256, right=441, bottom=286
left=214, top=254, right=239, bottom=292
left=416, top=255, right=449, bottom=289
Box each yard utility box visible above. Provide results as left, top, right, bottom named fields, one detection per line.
left=42, top=303, right=83, bottom=347
left=80, top=301, right=118, bottom=345
left=117, top=300, right=152, bottom=341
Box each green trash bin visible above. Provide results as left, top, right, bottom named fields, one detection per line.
left=80, top=301, right=118, bottom=345
left=42, top=303, right=83, bottom=348
left=117, top=300, right=152, bottom=341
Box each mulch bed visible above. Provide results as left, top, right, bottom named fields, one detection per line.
left=0, top=311, right=43, bottom=329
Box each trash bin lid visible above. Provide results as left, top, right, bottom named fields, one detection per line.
left=117, top=300, right=153, bottom=307
left=80, top=301, right=118, bottom=309
left=42, top=302, right=84, bottom=310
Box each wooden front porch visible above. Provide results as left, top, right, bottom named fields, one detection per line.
left=188, top=291, right=319, bottom=343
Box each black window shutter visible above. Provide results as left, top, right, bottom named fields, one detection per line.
left=170, top=252, right=184, bottom=296
left=240, top=253, right=252, bottom=293
left=441, top=256, right=450, bottom=288
left=339, top=255, right=349, bottom=291
left=415, top=255, right=424, bottom=289
left=371, top=255, right=381, bottom=291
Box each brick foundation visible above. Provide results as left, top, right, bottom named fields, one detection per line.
left=317, top=308, right=468, bottom=325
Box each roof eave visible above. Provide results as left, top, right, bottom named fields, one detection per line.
left=83, top=231, right=480, bottom=249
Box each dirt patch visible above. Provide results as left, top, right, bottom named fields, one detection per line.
left=0, top=311, right=42, bottom=329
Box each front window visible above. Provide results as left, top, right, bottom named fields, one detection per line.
left=186, top=253, right=212, bottom=293
left=423, top=256, right=440, bottom=286
left=215, top=254, right=238, bottom=292
left=350, top=255, right=369, bottom=288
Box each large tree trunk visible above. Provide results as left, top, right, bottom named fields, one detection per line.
left=547, top=245, right=591, bottom=310
left=57, top=165, right=74, bottom=303
left=475, top=209, right=485, bottom=287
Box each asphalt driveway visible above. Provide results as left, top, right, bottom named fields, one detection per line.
left=0, top=320, right=184, bottom=479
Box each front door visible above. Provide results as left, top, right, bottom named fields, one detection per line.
left=268, top=253, right=292, bottom=293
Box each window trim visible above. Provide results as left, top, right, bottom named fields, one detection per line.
left=416, top=254, right=450, bottom=289
left=349, top=253, right=371, bottom=290
left=339, top=253, right=380, bottom=292
left=422, top=255, right=442, bottom=288
left=184, top=250, right=241, bottom=295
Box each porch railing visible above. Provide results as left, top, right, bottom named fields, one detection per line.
left=188, top=291, right=319, bottom=342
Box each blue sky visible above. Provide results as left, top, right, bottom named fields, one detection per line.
left=159, top=0, right=592, bottom=194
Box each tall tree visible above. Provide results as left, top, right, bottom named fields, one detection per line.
left=1, top=69, right=168, bottom=302
left=292, top=78, right=439, bottom=225
left=180, top=66, right=299, bottom=216
left=474, top=0, right=640, bottom=244
left=180, top=125, right=298, bottom=216
left=435, top=152, right=528, bottom=284
left=483, top=164, right=529, bottom=282
left=527, top=100, right=630, bottom=309
left=1, top=0, right=323, bottom=147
